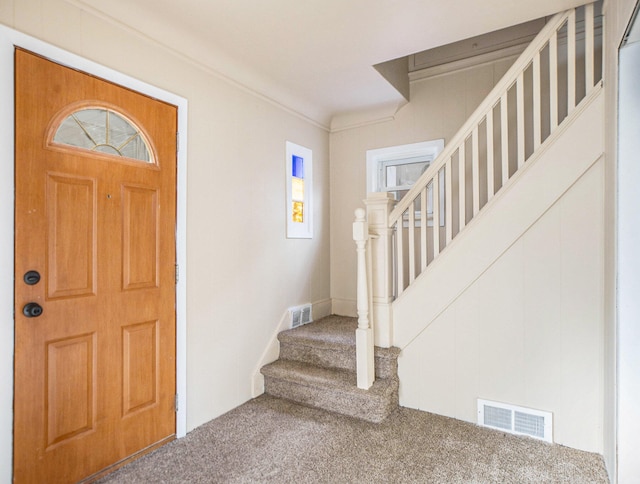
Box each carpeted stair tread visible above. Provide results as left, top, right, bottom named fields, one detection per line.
left=279, top=315, right=402, bottom=359
left=278, top=315, right=357, bottom=349
left=261, top=359, right=397, bottom=398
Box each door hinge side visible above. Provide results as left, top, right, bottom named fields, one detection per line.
left=176, top=132, right=179, bottom=153
left=175, top=264, right=179, bottom=284
left=175, top=394, right=179, bottom=412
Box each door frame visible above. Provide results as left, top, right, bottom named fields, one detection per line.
left=618, top=13, right=640, bottom=481
left=0, top=25, right=188, bottom=480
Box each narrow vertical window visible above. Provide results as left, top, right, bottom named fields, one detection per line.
left=291, top=155, right=305, bottom=223
left=286, top=142, right=313, bottom=238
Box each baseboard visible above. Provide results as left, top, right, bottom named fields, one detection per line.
left=313, top=298, right=332, bottom=320
left=250, top=298, right=333, bottom=398
left=332, top=298, right=357, bottom=317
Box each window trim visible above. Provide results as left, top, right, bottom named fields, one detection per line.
left=366, top=140, right=445, bottom=227
left=285, top=141, right=313, bottom=239
left=366, top=140, right=444, bottom=195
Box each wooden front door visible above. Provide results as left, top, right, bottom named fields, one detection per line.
left=13, top=49, right=177, bottom=483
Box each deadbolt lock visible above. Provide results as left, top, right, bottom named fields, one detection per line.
left=24, top=270, right=41, bottom=285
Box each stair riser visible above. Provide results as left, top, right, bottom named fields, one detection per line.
left=264, top=376, right=398, bottom=423
left=279, top=342, right=398, bottom=379
left=376, top=357, right=398, bottom=380
left=279, top=343, right=353, bottom=372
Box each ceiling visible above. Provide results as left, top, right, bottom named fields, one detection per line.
left=74, top=0, right=586, bottom=129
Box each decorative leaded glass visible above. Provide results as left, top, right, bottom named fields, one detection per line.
left=53, top=108, right=152, bottom=163
left=291, top=155, right=304, bottom=223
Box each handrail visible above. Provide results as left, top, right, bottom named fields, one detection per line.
left=389, top=9, right=572, bottom=224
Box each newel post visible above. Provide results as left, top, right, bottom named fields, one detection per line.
left=364, top=192, right=396, bottom=348
left=353, top=208, right=374, bottom=390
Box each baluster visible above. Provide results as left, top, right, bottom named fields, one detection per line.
left=396, top=218, right=404, bottom=296
left=420, top=187, right=427, bottom=272
left=486, top=108, right=495, bottom=200
left=408, top=200, right=416, bottom=284
left=433, top=172, right=441, bottom=258
left=533, top=51, right=541, bottom=150
left=550, top=31, right=559, bottom=130
left=517, top=72, right=525, bottom=168
left=568, top=10, right=576, bottom=111
left=472, top=126, right=480, bottom=216
left=501, top=92, right=509, bottom=186
left=458, top=142, right=466, bottom=231
left=585, top=3, right=595, bottom=91
left=445, top=158, right=453, bottom=244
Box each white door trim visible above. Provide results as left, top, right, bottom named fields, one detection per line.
left=617, top=36, right=640, bottom=484
left=0, top=25, right=188, bottom=480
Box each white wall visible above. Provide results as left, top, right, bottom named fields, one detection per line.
left=0, top=1, right=330, bottom=481
left=399, top=158, right=604, bottom=452
left=330, top=56, right=515, bottom=314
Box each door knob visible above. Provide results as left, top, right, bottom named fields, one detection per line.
left=23, top=302, right=43, bottom=318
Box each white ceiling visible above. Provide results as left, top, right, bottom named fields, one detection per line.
left=75, top=0, right=586, bottom=129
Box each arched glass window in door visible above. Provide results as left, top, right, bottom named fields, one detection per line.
left=52, top=107, right=153, bottom=163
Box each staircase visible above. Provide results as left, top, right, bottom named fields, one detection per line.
left=261, top=1, right=603, bottom=425
left=356, top=0, right=603, bottom=366
left=260, top=315, right=400, bottom=423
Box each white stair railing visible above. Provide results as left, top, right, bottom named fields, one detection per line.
left=354, top=1, right=602, bottom=386
left=388, top=1, right=602, bottom=297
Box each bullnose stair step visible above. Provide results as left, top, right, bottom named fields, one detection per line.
left=278, top=316, right=400, bottom=379
left=261, top=360, right=398, bottom=423
left=260, top=315, right=400, bottom=423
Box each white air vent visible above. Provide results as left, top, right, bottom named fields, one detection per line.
left=289, top=304, right=312, bottom=328
left=478, top=399, right=553, bottom=443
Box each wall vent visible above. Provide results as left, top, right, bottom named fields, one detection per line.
left=289, top=304, right=312, bottom=328
left=477, top=399, right=553, bottom=443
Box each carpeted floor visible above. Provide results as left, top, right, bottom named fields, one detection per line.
left=98, top=395, right=608, bottom=483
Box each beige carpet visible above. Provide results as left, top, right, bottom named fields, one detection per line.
left=98, top=395, right=608, bottom=483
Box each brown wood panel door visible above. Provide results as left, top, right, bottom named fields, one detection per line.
left=14, top=49, right=177, bottom=483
